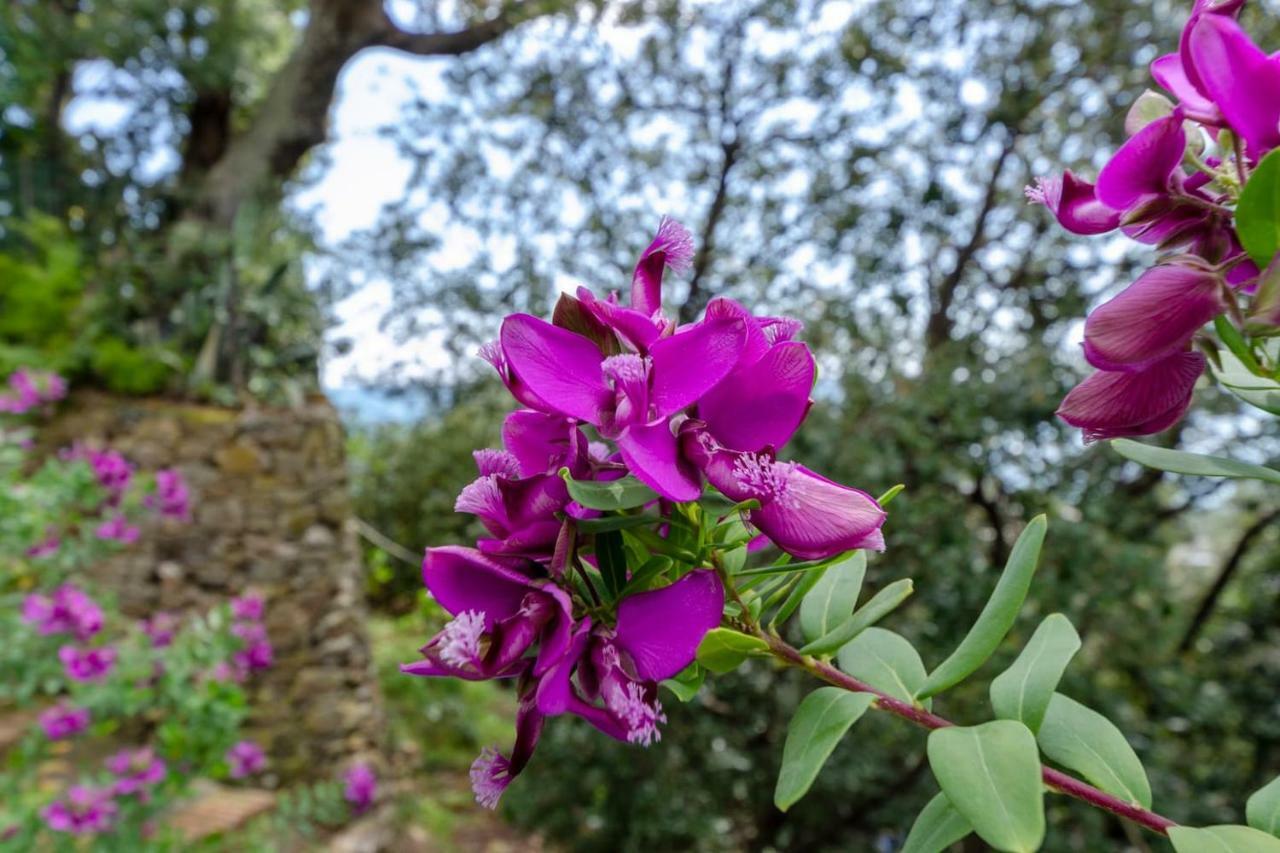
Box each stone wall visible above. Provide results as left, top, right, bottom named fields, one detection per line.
left=43, top=392, right=384, bottom=782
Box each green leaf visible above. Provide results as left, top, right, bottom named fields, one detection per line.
left=1036, top=693, right=1151, bottom=808
left=799, top=578, right=914, bottom=656
left=559, top=469, right=660, bottom=510
left=917, top=516, right=1047, bottom=700
left=595, top=530, right=627, bottom=599
left=800, top=551, right=867, bottom=643
left=773, top=688, right=875, bottom=811
left=1238, top=148, right=1280, bottom=268
left=696, top=628, right=769, bottom=674
left=901, top=793, right=973, bottom=853
left=661, top=663, right=705, bottom=702
left=1169, top=825, right=1280, bottom=853
left=836, top=627, right=931, bottom=708
left=927, top=721, right=1045, bottom=852
left=877, top=483, right=905, bottom=505
left=574, top=513, right=660, bottom=534
left=769, top=565, right=830, bottom=628
left=1212, top=344, right=1280, bottom=415
left=1110, top=439, right=1280, bottom=485
left=1215, top=315, right=1264, bottom=375
left=1247, top=774, right=1280, bottom=837
left=990, top=614, right=1081, bottom=734
left=620, top=555, right=674, bottom=595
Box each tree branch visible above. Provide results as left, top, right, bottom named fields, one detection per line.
left=1177, top=508, right=1279, bottom=653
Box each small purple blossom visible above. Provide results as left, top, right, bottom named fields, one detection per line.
left=22, top=584, right=103, bottom=642
left=24, top=527, right=61, bottom=559
left=59, top=645, right=116, bottom=683
left=139, top=611, right=180, bottom=648
left=145, top=468, right=191, bottom=521
left=230, top=595, right=264, bottom=621
left=38, top=704, right=91, bottom=740
left=226, top=741, right=267, bottom=779
left=470, top=747, right=513, bottom=810
left=95, top=514, right=140, bottom=544
left=343, top=763, right=377, bottom=814
left=0, top=369, right=66, bottom=414
left=41, top=786, right=117, bottom=835
left=105, top=747, right=167, bottom=798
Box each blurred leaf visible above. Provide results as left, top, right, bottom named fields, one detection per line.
left=1237, top=149, right=1280, bottom=268
left=836, top=627, right=931, bottom=708
left=1168, top=825, right=1280, bottom=853
left=559, top=470, right=660, bottom=510
left=1036, top=693, right=1151, bottom=808
left=799, top=551, right=866, bottom=643
left=990, top=614, right=1081, bottom=734
left=773, top=688, right=875, bottom=811
left=1110, top=440, right=1280, bottom=485
left=918, top=516, right=1047, bottom=699
left=696, top=628, right=769, bottom=674
left=901, top=792, right=973, bottom=853
left=1248, top=774, right=1280, bottom=837
left=927, top=721, right=1045, bottom=852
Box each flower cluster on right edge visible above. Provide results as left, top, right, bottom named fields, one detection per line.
left=402, top=218, right=887, bottom=809
left=1031, top=0, right=1280, bottom=441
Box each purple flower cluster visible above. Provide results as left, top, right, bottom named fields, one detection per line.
left=144, top=469, right=191, bottom=521
left=226, top=740, right=267, bottom=779
left=38, top=703, right=91, bottom=740
left=343, top=763, right=377, bottom=814
left=62, top=444, right=134, bottom=505
left=22, top=584, right=103, bottom=641
left=0, top=369, right=66, bottom=414
left=405, top=220, right=888, bottom=809
left=41, top=786, right=117, bottom=836
left=105, top=747, right=167, bottom=800
left=1031, top=0, right=1278, bottom=440
left=58, top=644, right=117, bottom=682
left=139, top=611, right=181, bottom=648
left=225, top=595, right=274, bottom=679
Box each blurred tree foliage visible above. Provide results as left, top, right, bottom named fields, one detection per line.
left=0, top=0, right=565, bottom=398
left=343, top=0, right=1280, bottom=849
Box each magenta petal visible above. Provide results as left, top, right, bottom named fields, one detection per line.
left=616, top=422, right=702, bottom=502
left=1150, top=54, right=1220, bottom=121
left=631, top=217, right=694, bottom=316
left=422, top=546, right=536, bottom=626
left=699, top=342, right=815, bottom=451
left=1096, top=114, right=1187, bottom=211
left=535, top=619, right=593, bottom=716
left=1057, top=351, right=1205, bottom=442
left=502, top=410, right=588, bottom=478
left=1083, top=264, right=1224, bottom=370
left=501, top=315, right=611, bottom=424
left=1029, top=172, right=1122, bottom=235
left=751, top=467, right=887, bottom=561
left=614, top=569, right=724, bottom=682
left=1189, top=15, right=1280, bottom=155
left=578, top=288, right=666, bottom=352
left=648, top=316, right=747, bottom=416
left=704, top=297, right=770, bottom=364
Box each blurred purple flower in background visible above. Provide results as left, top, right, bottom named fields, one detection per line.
left=139, top=611, right=180, bottom=648
left=22, top=584, right=103, bottom=642
left=343, top=763, right=377, bottom=814
left=59, top=645, right=116, bottom=682
left=95, top=514, right=140, bottom=544
left=41, top=786, right=117, bottom=835
left=226, top=741, right=267, bottom=779
left=106, top=747, right=167, bottom=799
left=145, top=468, right=191, bottom=521
left=38, top=704, right=91, bottom=740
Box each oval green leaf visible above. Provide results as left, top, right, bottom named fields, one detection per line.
left=559, top=468, right=660, bottom=510
left=1238, top=148, right=1280, bottom=268
left=917, top=516, right=1047, bottom=700
left=799, top=578, right=914, bottom=656
left=836, top=627, right=931, bottom=708
left=696, top=627, right=769, bottom=674
left=800, top=551, right=867, bottom=643
left=990, top=613, right=1081, bottom=734
left=1110, top=440, right=1280, bottom=485
left=901, top=792, right=973, bottom=853
left=1036, top=693, right=1151, bottom=808
left=1248, top=774, right=1280, bottom=837
left=1169, top=825, right=1280, bottom=853
left=774, top=687, right=875, bottom=811
left=661, top=663, right=705, bottom=702
left=926, top=720, right=1046, bottom=852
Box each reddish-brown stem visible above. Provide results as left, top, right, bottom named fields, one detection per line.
left=762, top=632, right=1179, bottom=836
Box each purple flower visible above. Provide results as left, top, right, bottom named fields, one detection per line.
left=41, top=786, right=117, bottom=835
left=144, top=468, right=191, bottom=521
left=1057, top=350, right=1207, bottom=442
left=631, top=215, right=695, bottom=317
left=105, top=747, right=167, bottom=798
left=401, top=547, right=574, bottom=681
left=24, top=527, right=61, bottom=559
left=1180, top=11, right=1280, bottom=158
left=21, top=584, right=103, bottom=642
left=343, top=763, right=377, bottom=814
left=226, top=741, right=267, bottom=779
left=38, top=704, right=91, bottom=740
left=0, top=369, right=66, bottom=414
left=139, top=612, right=180, bottom=648
left=230, top=620, right=275, bottom=674
left=230, top=595, right=264, bottom=621
left=95, top=514, right=140, bottom=544
left=61, top=446, right=134, bottom=504
left=59, top=645, right=117, bottom=682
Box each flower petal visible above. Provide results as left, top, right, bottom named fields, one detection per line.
left=616, top=421, right=702, bottom=502
left=1027, top=171, right=1122, bottom=235
left=422, top=546, right=537, bottom=626
left=501, top=314, right=611, bottom=423
left=648, top=315, right=747, bottom=416
left=1188, top=14, right=1280, bottom=156
left=1150, top=54, right=1220, bottom=121
left=698, top=341, right=815, bottom=451
left=1057, top=351, right=1205, bottom=442
left=1083, top=264, right=1224, bottom=370
left=751, top=466, right=887, bottom=561
left=614, top=569, right=725, bottom=681
left=1096, top=113, right=1187, bottom=211
left=502, top=410, right=588, bottom=477
left=631, top=217, right=694, bottom=316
